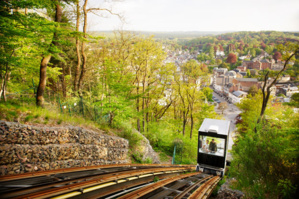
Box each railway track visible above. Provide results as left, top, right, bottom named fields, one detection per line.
left=0, top=164, right=221, bottom=199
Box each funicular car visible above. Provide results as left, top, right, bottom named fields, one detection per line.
left=196, top=118, right=230, bottom=176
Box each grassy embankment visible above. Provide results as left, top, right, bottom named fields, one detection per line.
left=0, top=100, right=177, bottom=164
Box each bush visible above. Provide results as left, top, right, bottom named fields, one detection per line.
left=230, top=123, right=298, bottom=199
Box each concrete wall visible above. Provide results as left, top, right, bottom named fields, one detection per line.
left=0, top=120, right=128, bottom=175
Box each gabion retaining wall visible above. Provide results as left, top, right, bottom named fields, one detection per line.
left=0, top=120, right=128, bottom=175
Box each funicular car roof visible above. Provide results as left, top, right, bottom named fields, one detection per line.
left=198, top=118, right=230, bottom=138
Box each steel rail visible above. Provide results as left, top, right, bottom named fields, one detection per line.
left=1, top=169, right=128, bottom=198
left=70, top=172, right=182, bottom=199
left=146, top=177, right=192, bottom=199
left=0, top=164, right=195, bottom=182
left=117, top=172, right=201, bottom=199
left=188, top=176, right=220, bottom=199
left=174, top=175, right=213, bottom=199
left=11, top=167, right=191, bottom=199
left=202, top=177, right=221, bottom=199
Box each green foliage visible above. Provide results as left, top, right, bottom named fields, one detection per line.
left=231, top=123, right=298, bottom=199
left=144, top=120, right=204, bottom=164
left=232, top=90, right=299, bottom=198
left=131, top=151, right=152, bottom=164
left=290, top=93, right=299, bottom=107
left=248, top=85, right=259, bottom=96
left=153, top=176, right=160, bottom=182
left=219, top=62, right=229, bottom=69
left=131, top=152, right=143, bottom=163
left=24, top=115, right=34, bottom=122
left=212, top=176, right=226, bottom=196
left=158, top=151, right=170, bottom=162
left=115, top=123, right=143, bottom=150
left=202, top=87, right=213, bottom=101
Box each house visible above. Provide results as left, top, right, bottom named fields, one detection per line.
left=229, top=91, right=248, bottom=104
left=280, top=85, right=299, bottom=97
left=239, top=54, right=251, bottom=60
left=242, top=61, right=262, bottom=70
left=260, top=59, right=273, bottom=70
left=213, top=68, right=228, bottom=76
left=271, top=61, right=284, bottom=71
left=232, top=78, right=260, bottom=92
left=224, top=83, right=234, bottom=97
left=277, top=74, right=291, bottom=83
left=237, top=66, right=247, bottom=72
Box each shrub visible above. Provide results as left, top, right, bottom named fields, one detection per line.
left=230, top=123, right=298, bottom=199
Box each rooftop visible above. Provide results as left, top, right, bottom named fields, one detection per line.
left=236, top=78, right=258, bottom=82
left=233, top=90, right=247, bottom=97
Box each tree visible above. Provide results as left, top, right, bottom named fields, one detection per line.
left=74, top=0, right=81, bottom=92
left=248, top=85, right=259, bottom=96
left=250, top=48, right=256, bottom=57
left=246, top=69, right=251, bottom=78
left=0, top=0, right=71, bottom=104
left=258, top=44, right=298, bottom=125
left=227, top=44, right=235, bottom=52
left=219, top=62, right=229, bottom=69
left=76, top=0, right=123, bottom=95
left=36, top=1, right=63, bottom=107
left=202, top=87, right=213, bottom=101
left=219, top=45, right=224, bottom=51
left=290, top=92, right=299, bottom=107
left=273, top=51, right=282, bottom=63
left=77, top=0, right=88, bottom=95
left=226, top=53, right=237, bottom=64
left=216, top=59, right=222, bottom=65
left=218, top=101, right=228, bottom=114
left=232, top=92, right=298, bottom=199
left=260, top=42, right=266, bottom=49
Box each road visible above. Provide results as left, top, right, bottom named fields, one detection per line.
left=212, top=91, right=241, bottom=161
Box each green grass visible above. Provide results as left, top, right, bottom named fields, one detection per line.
left=0, top=101, right=107, bottom=131
left=0, top=100, right=147, bottom=163
left=158, top=151, right=170, bottom=163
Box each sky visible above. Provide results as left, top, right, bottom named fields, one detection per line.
left=88, top=0, right=299, bottom=32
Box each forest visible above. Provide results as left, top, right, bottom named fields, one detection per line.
left=0, top=0, right=217, bottom=163
left=0, top=1, right=298, bottom=198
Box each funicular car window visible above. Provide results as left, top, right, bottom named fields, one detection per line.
left=199, top=136, right=225, bottom=157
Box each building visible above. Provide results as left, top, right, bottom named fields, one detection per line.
left=280, top=85, right=299, bottom=97
left=260, top=59, right=273, bottom=70
left=242, top=61, right=262, bottom=70
left=229, top=91, right=248, bottom=104
left=232, top=78, right=260, bottom=92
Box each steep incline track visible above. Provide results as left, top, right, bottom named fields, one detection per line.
left=0, top=164, right=220, bottom=199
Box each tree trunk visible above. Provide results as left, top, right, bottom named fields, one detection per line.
left=136, top=84, right=140, bottom=132
left=78, top=0, right=88, bottom=95
left=61, top=63, right=66, bottom=98
left=0, top=50, right=15, bottom=101
left=182, top=116, right=186, bottom=136
left=74, top=0, right=81, bottom=92
left=190, top=112, right=193, bottom=139
left=0, top=76, right=4, bottom=100
left=0, top=71, right=10, bottom=102
left=36, top=55, right=51, bottom=106
left=36, top=3, right=62, bottom=106
left=142, top=81, right=145, bottom=133
left=146, top=112, right=149, bottom=132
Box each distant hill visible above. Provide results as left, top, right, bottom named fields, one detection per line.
left=88, top=30, right=233, bottom=40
